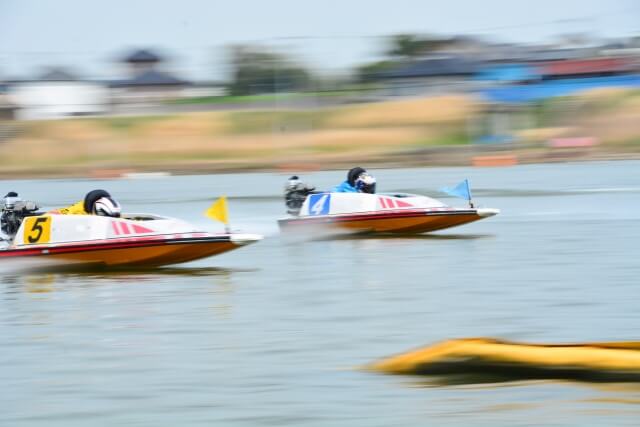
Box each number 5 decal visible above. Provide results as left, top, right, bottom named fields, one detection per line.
left=23, top=216, right=52, bottom=244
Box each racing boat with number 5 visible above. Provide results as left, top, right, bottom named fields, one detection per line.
left=0, top=196, right=261, bottom=268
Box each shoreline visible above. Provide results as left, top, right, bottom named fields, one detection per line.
left=1, top=149, right=638, bottom=180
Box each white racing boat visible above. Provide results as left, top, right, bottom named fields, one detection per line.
left=0, top=196, right=261, bottom=268
left=279, top=178, right=499, bottom=234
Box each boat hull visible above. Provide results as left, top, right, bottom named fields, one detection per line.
left=278, top=208, right=498, bottom=234
left=0, top=234, right=258, bottom=268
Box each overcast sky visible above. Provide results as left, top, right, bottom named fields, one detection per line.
left=1, top=0, right=638, bottom=81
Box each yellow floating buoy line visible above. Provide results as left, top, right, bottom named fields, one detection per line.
left=366, top=338, right=640, bottom=383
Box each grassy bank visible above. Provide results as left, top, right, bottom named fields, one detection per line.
left=1, top=90, right=639, bottom=178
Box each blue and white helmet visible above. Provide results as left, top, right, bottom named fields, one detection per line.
left=93, top=197, right=122, bottom=217
left=355, top=173, right=376, bottom=194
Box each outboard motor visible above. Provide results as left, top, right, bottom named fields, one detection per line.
left=1, top=192, right=40, bottom=240
left=284, top=176, right=315, bottom=216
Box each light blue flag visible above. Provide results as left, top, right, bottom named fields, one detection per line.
left=440, top=179, right=472, bottom=201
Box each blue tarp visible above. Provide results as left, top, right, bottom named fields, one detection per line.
left=475, top=64, right=539, bottom=82
left=481, top=74, right=640, bottom=103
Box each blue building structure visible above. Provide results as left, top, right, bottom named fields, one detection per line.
left=473, top=67, right=640, bottom=144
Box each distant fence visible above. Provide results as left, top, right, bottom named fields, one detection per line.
left=0, top=122, right=22, bottom=142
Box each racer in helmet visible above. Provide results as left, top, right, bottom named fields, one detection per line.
left=92, top=196, right=122, bottom=217
left=49, top=189, right=121, bottom=217
left=332, top=167, right=377, bottom=194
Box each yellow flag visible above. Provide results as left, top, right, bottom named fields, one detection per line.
left=205, top=196, right=228, bottom=224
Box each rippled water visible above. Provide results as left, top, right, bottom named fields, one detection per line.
left=2, top=161, right=640, bottom=426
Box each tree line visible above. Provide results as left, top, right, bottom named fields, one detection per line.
left=227, top=34, right=456, bottom=95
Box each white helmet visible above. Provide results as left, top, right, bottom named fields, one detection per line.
left=93, top=197, right=122, bottom=217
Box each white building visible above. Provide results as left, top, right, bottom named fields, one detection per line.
left=9, top=69, right=108, bottom=121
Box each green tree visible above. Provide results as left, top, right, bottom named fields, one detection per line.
left=227, top=45, right=310, bottom=96
left=355, top=60, right=396, bottom=83
left=387, top=34, right=426, bottom=58
left=353, top=33, right=457, bottom=82
left=386, top=34, right=453, bottom=59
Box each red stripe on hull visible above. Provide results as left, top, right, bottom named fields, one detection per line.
left=279, top=209, right=484, bottom=234
left=0, top=235, right=239, bottom=267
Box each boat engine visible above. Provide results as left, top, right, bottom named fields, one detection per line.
left=284, top=176, right=315, bottom=216
left=0, top=192, right=40, bottom=240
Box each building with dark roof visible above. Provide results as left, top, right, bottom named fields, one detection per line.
left=537, top=57, right=637, bottom=80
left=110, top=70, right=188, bottom=88
left=110, top=48, right=191, bottom=107
left=377, top=55, right=481, bottom=96
left=124, top=49, right=163, bottom=64
left=122, top=49, right=164, bottom=76
left=380, top=56, right=480, bottom=79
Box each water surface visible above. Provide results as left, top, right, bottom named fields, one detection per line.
left=2, top=161, right=640, bottom=426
